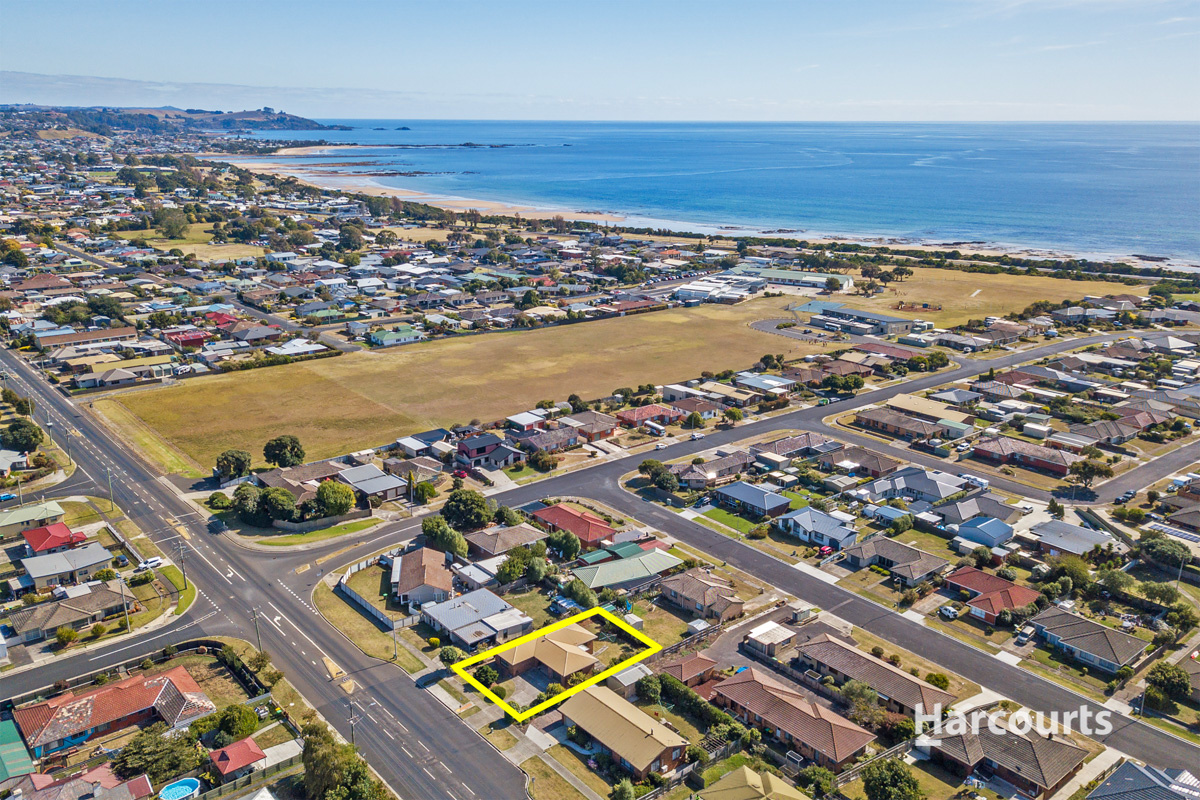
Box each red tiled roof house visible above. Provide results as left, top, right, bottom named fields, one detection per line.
left=532, top=503, right=614, bottom=549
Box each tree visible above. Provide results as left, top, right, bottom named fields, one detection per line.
left=612, top=779, right=636, bottom=800
left=861, top=758, right=925, bottom=800
left=841, top=679, right=881, bottom=725
left=653, top=470, right=679, bottom=493
left=55, top=626, right=79, bottom=647
left=924, top=672, right=950, bottom=691
left=317, top=480, right=355, bottom=517
left=1047, top=497, right=1065, bottom=518
left=233, top=483, right=263, bottom=525
left=638, top=459, right=667, bottom=478
left=1147, top=662, right=1191, bottom=701
left=724, top=407, right=744, bottom=424
left=113, top=722, right=204, bottom=783
left=441, top=489, right=491, bottom=530
left=825, top=277, right=842, bottom=292
left=496, top=554, right=526, bottom=584
left=440, top=646, right=466, bottom=666
left=422, top=515, right=468, bottom=557
left=547, top=529, right=581, bottom=560
left=94, top=567, right=118, bottom=581
left=474, top=665, right=498, bottom=687
left=261, top=486, right=297, bottom=521
left=325, top=757, right=387, bottom=800
left=263, top=434, right=305, bottom=467
left=684, top=411, right=705, bottom=429
left=636, top=674, right=661, bottom=704
left=1052, top=555, right=1093, bottom=589
left=208, top=491, right=232, bottom=509
left=1097, top=569, right=1135, bottom=594
left=1142, top=537, right=1191, bottom=568
left=215, top=449, right=252, bottom=480
left=3, top=417, right=43, bottom=452
left=1140, top=581, right=1181, bottom=605
left=1069, top=458, right=1114, bottom=489
left=218, top=703, right=260, bottom=740
left=302, top=723, right=385, bottom=800
left=798, top=766, right=836, bottom=799
left=157, top=210, right=189, bottom=239
left=526, top=557, right=548, bottom=582
left=413, top=481, right=437, bottom=504
left=494, top=505, right=522, bottom=526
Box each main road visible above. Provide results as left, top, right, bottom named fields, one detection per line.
left=3, top=330, right=1198, bottom=794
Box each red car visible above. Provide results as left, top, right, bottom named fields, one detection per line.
left=819, top=546, right=833, bottom=555
left=452, top=469, right=469, bottom=479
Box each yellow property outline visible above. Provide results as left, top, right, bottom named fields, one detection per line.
left=451, top=606, right=661, bottom=721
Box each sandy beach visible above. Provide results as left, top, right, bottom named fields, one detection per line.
left=210, top=145, right=1198, bottom=269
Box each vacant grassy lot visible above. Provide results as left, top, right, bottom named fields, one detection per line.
left=117, top=222, right=265, bottom=261
left=832, top=267, right=1134, bottom=327
left=99, top=296, right=820, bottom=470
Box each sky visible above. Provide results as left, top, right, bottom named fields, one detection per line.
left=2, top=0, right=1198, bottom=121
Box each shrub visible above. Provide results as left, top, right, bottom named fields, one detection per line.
left=924, top=672, right=950, bottom=690
left=208, top=492, right=232, bottom=510
left=871, top=645, right=885, bottom=659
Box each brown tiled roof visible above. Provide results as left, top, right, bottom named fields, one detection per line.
left=714, top=668, right=875, bottom=763
left=842, top=538, right=948, bottom=581
left=930, top=728, right=1087, bottom=791
left=463, top=523, right=548, bottom=557
left=660, top=569, right=742, bottom=616
left=660, top=653, right=718, bottom=684
left=796, top=634, right=955, bottom=712
left=1031, top=606, right=1146, bottom=667
left=394, top=547, right=454, bottom=595
left=8, top=584, right=130, bottom=636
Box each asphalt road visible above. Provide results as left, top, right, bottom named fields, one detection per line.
left=2, top=329, right=1198, bottom=791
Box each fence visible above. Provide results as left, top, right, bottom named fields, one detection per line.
left=273, top=507, right=373, bottom=532
left=195, top=754, right=303, bottom=800
left=105, top=522, right=144, bottom=563
left=335, top=578, right=417, bottom=632
left=832, top=739, right=915, bottom=787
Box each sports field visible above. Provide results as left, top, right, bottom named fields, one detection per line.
left=97, top=296, right=819, bottom=472
left=835, top=267, right=1136, bottom=326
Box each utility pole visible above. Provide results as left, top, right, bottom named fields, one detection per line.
left=175, top=540, right=189, bottom=590
left=107, top=466, right=114, bottom=512
left=392, top=615, right=398, bottom=661
left=119, top=576, right=131, bottom=633
left=251, top=607, right=263, bottom=653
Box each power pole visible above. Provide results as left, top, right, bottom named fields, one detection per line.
left=107, top=466, right=114, bottom=512
left=251, top=607, right=263, bottom=653
left=175, top=540, right=189, bottom=590
left=392, top=615, right=398, bottom=661
left=119, top=575, right=131, bottom=633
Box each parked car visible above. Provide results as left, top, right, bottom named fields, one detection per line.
left=955, top=443, right=971, bottom=452
left=452, top=469, right=469, bottom=479
left=818, top=546, right=833, bottom=555
left=690, top=432, right=705, bottom=440
left=939, top=605, right=959, bottom=620
left=1018, top=504, right=1035, bottom=515
left=1116, top=490, right=1137, bottom=504
left=114, top=555, right=129, bottom=567
left=137, top=557, right=163, bottom=571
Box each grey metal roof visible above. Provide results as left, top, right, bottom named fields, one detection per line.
left=21, top=543, right=112, bottom=579
left=422, top=588, right=512, bottom=631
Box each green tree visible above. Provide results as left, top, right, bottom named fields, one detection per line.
left=1146, top=662, right=1191, bottom=701
left=1069, top=458, right=1114, bottom=489
left=3, top=417, right=43, bottom=452
left=496, top=554, right=526, bottom=584
left=1142, top=537, right=1191, bottom=569
left=547, top=529, right=581, bottom=560
left=440, top=646, right=466, bottom=666
left=653, top=470, right=680, bottom=493
left=157, top=210, right=189, bottom=239
left=861, top=758, right=925, bottom=800
left=317, top=480, right=355, bottom=517
left=474, top=665, right=498, bottom=687
left=924, top=672, right=950, bottom=690
left=1140, top=581, right=1181, bottom=605
left=612, top=779, right=635, bottom=800
left=260, top=487, right=297, bottom=521
left=494, top=505, right=522, bottom=526
left=215, top=449, right=252, bottom=480
left=824, top=277, right=841, bottom=292
left=724, top=407, right=744, bottom=424
left=636, top=674, right=661, bottom=704
left=113, top=722, right=203, bottom=783
left=413, top=481, right=437, bottom=504
left=526, top=557, right=548, bottom=582
left=422, top=515, right=468, bottom=557
left=208, top=491, right=232, bottom=510
left=263, top=434, right=305, bottom=467
left=55, top=626, right=79, bottom=647
left=1097, top=569, right=1135, bottom=594
left=441, top=489, right=491, bottom=530
left=218, top=703, right=260, bottom=740
left=798, top=766, right=836, bottom=799
left=325, top=757, right=387, bottom=800
left=233, top=483, right=263, bottom=525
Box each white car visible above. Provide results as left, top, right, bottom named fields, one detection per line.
left=690, top=432, right=705, bottom=440
left=655, top=442, right=669, bottom=450
left=137, top=557, right=164, bottom=571
left=1018, top=504, right=1035, bottom=515
left=939, top=605, right=959, bottom=620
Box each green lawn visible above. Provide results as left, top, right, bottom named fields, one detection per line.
left=259, top=518, right=377, bottom=547
left=841, top=760, right=1004, bottom=800
left=548, top=745, right=614, bottom=797
left=702, top=507, right=755, bottom=534
left=479, top=722, right=519, bottom=751
left=312, top=583, right=425, bottom=673
left=630, top=600, right=692, bottom=646
left=782, top=490, right=813, bottom=510
left=507, top=589, right=555, bottom=628
left=522, top=756, right=587, bottom=800
left=1024, top=646, right=1110, bottom=701
left=159, top=565, right=197, bottom=615
left=634, top=700, right=705, bottom=744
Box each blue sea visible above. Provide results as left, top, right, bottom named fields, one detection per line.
left=241, top=121, right=1200, bottom=262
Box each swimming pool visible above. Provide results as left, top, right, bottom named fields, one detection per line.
left=159, top=778, right=201, bottom=800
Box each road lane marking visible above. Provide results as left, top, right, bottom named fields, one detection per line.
left=401, top=746, right=413, bottom=758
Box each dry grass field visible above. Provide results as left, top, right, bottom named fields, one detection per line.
left=117, top=222, right=265, bottom=261
left=833, top=267, right=1135, bottom=326
left=97, top=296, right=819, bottom=472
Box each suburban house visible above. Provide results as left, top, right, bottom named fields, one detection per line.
left=559, top=410, right=619, bottom=441
left=615, top=404, right=684, bottom=429
left=256, top=460, right=349, bottom=503
left=955, top=516, right=1014, bottom=548
left=456, top=433, right=525, bottom=469
left=463, top=523, right=548, bottom=558
left=842, top=538, right=948, bottom=587
left=7, top=582, right=132, bottom=642
left=713, top=668, right=875, bottom=771
left=1029, top=520, right=1117, bottom=558
left=713, top=481, right=790, bottom=518
left=571, top=549, right=683, bottom=591
left=862, top=467, right=970, bottom=504
left=944, top=567, right=1041, bottom=624
left=670, top=451, right=755, bottom=489
left=668, top=397, right=725, bottom=421
left=856, top=407, right=944, bottom=441
left=918, top=727, right=1088, bottom=800
left=390, top=547, right=454, bottom=606
left=510, top=427, right=579, bottom=453
left=777, top=507, right=859, bottom=551
left=749, top=432, right=833, bottom=461
left=794, top=634, right=956, bottom=716
left=560, top=686, right=687, bottom=781
left=335, top=463, right=406, bottom=502
left=420, top=588, right=533, bottom=650
left=934, top=492, right=1022, bottom=526
left=21, top=523, right=87, bottom=556
left=817, top=447, right=901, bottom=478
left=3, top=767, right=153, bottom=800
left=973, top=436, right=1082, bottom=476
left=658, top=653, right=718, bottom=688
left=1030, top=606, right=1147, bottom=673
left=209, top=737, right=266, bottom=783
left=659, top=568, right=744, bottom=621
left=0, top=501, right=65, bottom=540
left=13, top=666, right=215, bottom=757
left=697, top=766, right=809, bottom=800
left=21, top=543, right=112, bottom=590
left=1084, top=760, right=1198, bottom=800
left=533, top=504, right=614, bottom=548
left=494, top=623, right=598, bottom=684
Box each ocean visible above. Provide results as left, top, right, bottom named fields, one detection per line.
left=241, top=121, right=1200, bottom=262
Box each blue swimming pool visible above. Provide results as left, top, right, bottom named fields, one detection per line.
left=159, top=778, right=201, bottom=800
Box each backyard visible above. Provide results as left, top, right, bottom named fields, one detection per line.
left=840, top=758, right=1004, bottom=800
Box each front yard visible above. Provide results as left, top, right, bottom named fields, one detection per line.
left=841, top=759, right=1004, bottom=800
left=701, top=507, right=756, bottom=534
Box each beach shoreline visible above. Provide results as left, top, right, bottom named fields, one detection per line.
left=212, top=144, right=1200, bottom=270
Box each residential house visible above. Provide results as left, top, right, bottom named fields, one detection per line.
left=742, top=621, right=798, bottom=658
left=944, top=567, right=1041, bottom=624
left=1029, top=520, right=1117, bottom=558
left=0, top=501, right=65, bottom=540
left=420, top=588, right=533, bottom=650
left=777, top=507, right=858, bottom=551
left=841, top=539, right=948, bottom=587
left=533, top=504, right=615, bottom=549
left=856, top=407, right=943, bottom=441
left=668, top=397, right=725, bottom=421
left=494, top=623, right=598, bottom=684
left=934, top=492, right=1022, bottom=526
left=8, top=583, right=132, bottom=643
left=749, top=433, right=834, bottom=461
left=559, top=410, right=619, bottom=441
left=21, top=523, right=87, bottom=556
left=571, top=549, right=683, bottom=591
left=335, top=463, right=406, bottom=502
left=920, top=727, right=1087, bottom=800
left=794, top=634, right=956, bottom=716
left=670, top=451, right=755, bottom=490
left=659, top=568, right=744, bottom=621
left=21, top=543, right=112, bottom=590
left=713, top=668, right=875, bottom=771
left=659, top=653, right=718, bottom=687
left=1086, top=761, right=1199, bottom=800
left=1030, top=606, right=1147, bottom=673
left=210, top=737, right=267, bottom=783
left=456, top=433, right=525, bottom=469
left=3, top=767, right=153, bottom=800
left=955, top=516, right=1014, bottom=548
left=390, top=548, right=454, bottom=606
left=511, top=426, right=579, bottom=453
left=615, top=404, right=684, bottom=429
left=862, top=467, right=969, bottom=504
left=973, top=436, right=1082, bottom=476
left=13, top=666, right=215, bottom=757
left=817, top=447, right=901, bottom=478
left=256, top=460, right=349, bottom=503
left=697, top=766, right=809, bottom=800
left=560, top=687, right=687, bottom=781
left=713, top=481, right=791, bottom=518
left=382, top=455, right=444, bottom=484
left=463, top=523, right=548, bottom=558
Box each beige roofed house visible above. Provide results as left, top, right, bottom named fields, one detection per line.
left=699, top=766, right=811, bottom=800
left=660, top=568, right=744, bottom=621
left=560, top=686, right=687, bottom=780
left=495, top=623, right=597, bottom=683
left=886, top=393, right=973, bottom=425
left=390, top=547, right=453, bottom=606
